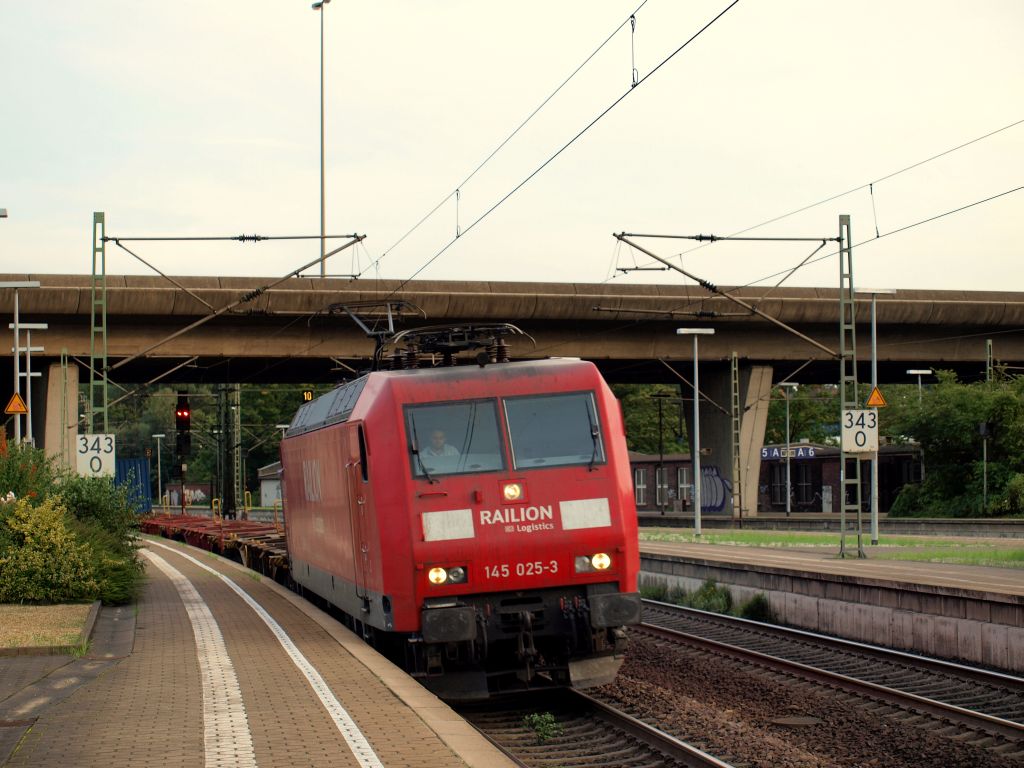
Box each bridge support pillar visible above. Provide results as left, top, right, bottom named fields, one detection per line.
left=683, top=363, right=773, bottom=518
left=43, top=362, right=78, bottom=470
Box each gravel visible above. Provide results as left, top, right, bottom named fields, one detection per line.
left=597, top=635, right=1020, bottom=768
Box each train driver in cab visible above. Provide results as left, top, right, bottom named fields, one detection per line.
left=426, top=429, right=459, bottom=457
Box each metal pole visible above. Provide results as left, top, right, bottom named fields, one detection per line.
left=785, top=388, right=791, bottom=516
left=314, top=1, right=330, bottom=276
left=692, top=335, right=702, bottom=538
left=658, top=397, right=664, bottom=514
left=24, top=329, right=33, bottom=445
left=870, top=293, right=879, bottom=545
left=983, top=436, right=988, bottom=514
left=154, top=435, right=164, bottom=503
left=12, top=289, right=20, bottom=443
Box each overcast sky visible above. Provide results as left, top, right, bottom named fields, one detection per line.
left=1, top=1, right=1021, bottom=292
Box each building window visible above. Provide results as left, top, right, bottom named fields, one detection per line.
left=677, top=467, right=691, bottom=503
left=770, top=463, right=786, bottom=506
left=634, top=468, right=647, bottom=506
left=795, top=463, right=813, bottom=504
left=655, top=467, right=668, bottom=507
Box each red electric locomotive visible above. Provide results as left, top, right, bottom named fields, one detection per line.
left=280, top=326, right=641, bottom=699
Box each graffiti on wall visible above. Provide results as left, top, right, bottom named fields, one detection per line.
left=700, top=465, right=732, bottom=513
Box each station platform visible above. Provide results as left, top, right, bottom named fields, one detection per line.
left=639, top=539, right=1024, bottom=673
left=637, top=510, right=1024, bottom=537
left=0, top=538, right=515, bottom=768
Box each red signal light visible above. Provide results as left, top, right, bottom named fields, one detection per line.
left=175, top=393, right=191, bottom=432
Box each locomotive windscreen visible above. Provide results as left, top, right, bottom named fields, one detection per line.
left=406, top=399, right=505, bottom=477
left=504, top=391, right=606, bottom=469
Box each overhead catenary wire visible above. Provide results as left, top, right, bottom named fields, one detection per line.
left=532, top=184, right=1024, bottom=366
left=372, top=1, right=652, bottom=268
left=607, top=183, right=1024, bottom=325
left=606, top=117, right=1024, bottom=279
left=669, top=117, right=1024, bottom=259
left=384, top=0, right=741, bottom=296
left=738, top=184, right=1024, bottom=289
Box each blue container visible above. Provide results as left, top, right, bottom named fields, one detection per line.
left=115, top=458, right=152, bottom=514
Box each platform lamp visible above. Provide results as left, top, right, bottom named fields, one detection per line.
left=676, top=328, right=714, bottom=537
left=778, top=382, right=799, bottom=517
left=907, top=369, right=932, bottom=404
left=858, top=288, right=896, bottom=544
left=312, top=0, right=331, bottom=277
left=152, top=434, right=166, bottom=504
left=906, top=368, right=932, bottom=484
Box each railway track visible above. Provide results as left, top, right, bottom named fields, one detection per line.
left=458, top=689, right=734, bottom=767
left=640, top=599, right=1024, bottom=758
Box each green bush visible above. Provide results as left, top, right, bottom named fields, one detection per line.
left=684, top=579, right=732, bottom=614
left=57, top=473, right=140, bottom=554
left=522, top=712, right=562, bottom=744
left=69, top=519, right=144, bottom=604
left=0, top=434, right=60, bottom=504
left=995, top=473, right=1024, bottom=516
left=639, top=576, right=669, bottom=601
left=737, top=593, right=773, bottom=622
left=0, top=497, right=100, bottom=603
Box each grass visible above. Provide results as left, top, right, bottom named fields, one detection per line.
left=0, top=603, right=93, bottom=649
left=639, top=528, right=1024, bottom=568
left=869, top=547, right=1024, bottom=568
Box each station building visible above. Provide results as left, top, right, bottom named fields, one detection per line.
left=630, top=443, right=922, bottom=515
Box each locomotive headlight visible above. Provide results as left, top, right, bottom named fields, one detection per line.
left=427, top=566, right=468, bottom=585
left=575, top=553, right=613, bottom=573
left=591, top=552, right=612, bottom=570
left=502, top=482, right=524, bottom=501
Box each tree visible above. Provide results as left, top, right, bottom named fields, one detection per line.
left=611, top=384, right=689, bottom=455
left=887, top=370, right=1024, bottom=517
left=98, top=382, right=317, bottom=500
left=763, top=384, right=841, bottom=445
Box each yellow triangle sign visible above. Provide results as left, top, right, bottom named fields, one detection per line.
left=866, top=387, right=887, bottom=408
left=4, top=392, right=28, bottom=415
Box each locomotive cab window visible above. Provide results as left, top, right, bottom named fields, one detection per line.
left=406, top=400, right=504, bottom=478
left=504, top=392, right=606, bottom=469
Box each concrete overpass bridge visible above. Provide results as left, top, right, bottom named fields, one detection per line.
left=4, top=273, right=1023, bottom=516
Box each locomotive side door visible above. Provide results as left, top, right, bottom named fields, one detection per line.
left=345, top=423, right=372, bottom=606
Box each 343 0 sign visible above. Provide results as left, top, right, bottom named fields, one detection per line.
left=841, top=410, right=878, bottom=453
left=77, top=434, right=116, bottom=477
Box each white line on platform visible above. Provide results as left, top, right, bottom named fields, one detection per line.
left=146, top=540, right=384, bottom=768
left=142, top=549, right=258, bottom=768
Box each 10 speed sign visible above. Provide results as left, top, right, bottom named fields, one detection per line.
left=841, top=410, right=878, bottom=453
left=77, top=434, right=116, bottom=477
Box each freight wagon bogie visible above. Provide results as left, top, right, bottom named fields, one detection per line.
left=280, top=342, right=641, bottom=701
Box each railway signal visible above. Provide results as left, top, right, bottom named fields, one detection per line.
left=175, top=393, right=191, bottom=432
left=175, top=392, right=192, bottom=459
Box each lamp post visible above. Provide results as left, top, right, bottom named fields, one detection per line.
left=779, top=382, right=799, bottom=516
left=677, top=328, right=714, bottom=537
left=152, top=434, right=165, bottom=503
left=907, top=368, right=931, bottom=484
left=859, top=288, right=896, bottom=544
left=312, top=0, right=331, bottom=277
left=907, top=369, right=932, bottom=403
